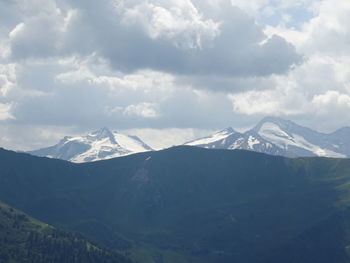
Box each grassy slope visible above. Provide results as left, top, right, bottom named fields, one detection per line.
left=0, top=200, right=133, bottom=263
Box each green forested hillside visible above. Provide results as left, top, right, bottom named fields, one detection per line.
left=0, top=200, right=133, bottom=263
left=1, top=146, right=350, bottom=262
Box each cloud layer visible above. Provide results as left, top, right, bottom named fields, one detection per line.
left=0, top=0, right=349, bottom=150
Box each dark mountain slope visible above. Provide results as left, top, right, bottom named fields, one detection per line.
left=1, top=147, right=350, bottom=262
left=0, top=200, right=133, bottom=263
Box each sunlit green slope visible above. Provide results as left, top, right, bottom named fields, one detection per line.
left=0, top=200, right=133, bottom=263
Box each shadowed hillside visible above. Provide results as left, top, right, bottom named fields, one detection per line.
left=1, top=146, right=350, bottom=262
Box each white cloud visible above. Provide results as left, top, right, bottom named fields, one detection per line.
left=119, top=0, right=220, bottom=49
left=230, top=0, right=321, bottom=27
left=265, top=0, right=350, bottom=55
left=3, top=0, right=300, bottom=78
left=291, top=1, right=350, bottom=56
left=312, top=91, right=350, bottom=114
left=229, top=86, right=306, bottom=116
left=2, top=0, right=350, bottom=151
left=0, top=38, right=11, bottom=59
left=0, top=103, right=14, bottom=121
left=9, top=10, right=70, bottom=59
left=0, top=123, right=77, bottom=151
left=0, top=63, right=16, bottom=97
left=225, top=0, right=350, bottom=132
left=123, top=103, right=160, bottom=118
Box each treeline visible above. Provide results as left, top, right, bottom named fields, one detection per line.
left=0, top=202, right=133, bottom=263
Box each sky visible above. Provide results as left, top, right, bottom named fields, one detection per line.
left=1, top=0, right=350, bottom=150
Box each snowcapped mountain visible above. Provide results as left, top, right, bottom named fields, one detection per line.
left=186, top=127, right=285, bottom=156
left=28, top=127, right=153, bottom=163
left=186, top=117, right=350, bottom=158
left=186, top=127, right=237, bottom=148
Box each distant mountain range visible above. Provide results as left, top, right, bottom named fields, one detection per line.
left=28, top=127, right=153, bottom=162
left=186, top=116, right=350, bottom=158
left=27, top=117, right=350, bottom=162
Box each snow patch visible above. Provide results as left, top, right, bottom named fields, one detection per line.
left=114, top=133, right=150, bottom=152
left=247, top=136, right=260, bottom=150
left=187, top=128, right=234, bottom=146
left=229, top=138, right=244, bottom=149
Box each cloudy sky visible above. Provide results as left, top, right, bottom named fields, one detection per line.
left=1, top=0, right=350, bottom=150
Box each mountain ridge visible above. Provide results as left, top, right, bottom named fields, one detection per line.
left=27, top=117, right=350, bottom=162
left=187, top=117, right=350, bottom=158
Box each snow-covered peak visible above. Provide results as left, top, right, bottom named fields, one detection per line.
left=253, top=116, right=298, bottom=133
left=185, top=117, right=350, bottom=158
left=113, top=132, right=153, bottom=152
left=258, top=122, right=294, bottom=145
left=218, top=127, right=236, bottom=135
left=186, top=127, right=236, bottom=146
left=28, top=128, right=153, bottom=163
left=252, top=117, right=347, bottom=158
left=87, top=127, right=116, bottom=143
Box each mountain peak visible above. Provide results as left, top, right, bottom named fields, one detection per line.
left=261, top=116, right=294, bottom=125
left=96, top=127, right=113, bottom=136
left=185, top=127, right=235, bottom=147
left=89, top=127, right=116, bottom=143
left=28, top=128, right=153, bottom=162
left=216, top=127, right=236, bottom=135
left=253, top=116, right=298, bottom=133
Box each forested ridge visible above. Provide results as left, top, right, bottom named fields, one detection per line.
left=0, top=201, right=133, bottom=263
